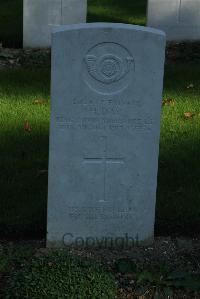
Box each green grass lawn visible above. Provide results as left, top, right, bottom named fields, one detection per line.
left=5, top=251, right=117, bottom=298
left=0, top=0, right=147, bottom=48
left=0, top=2, right=200, bottom=298
left=0, top=69, right=50, bottom=238
left=0, top=63, right=200, bottom=238
left=0, top=248, right=117, bottom=298
left=157, top=64, right=200, bottom=235
left=0, top=0, right=200, bottom=238
left=87, top=0, right=147, bottom=25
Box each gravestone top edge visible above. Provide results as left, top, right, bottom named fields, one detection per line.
left=52, top=22, right=166, bottom=38
left=47, top=19, right=166, bottom=248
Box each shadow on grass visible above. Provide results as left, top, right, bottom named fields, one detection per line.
left=156, top=138, right=200, bottom=237
left=0, top=0, right=23, bottom=48
left=0, top=128, right=49, bottom=239
left=0, top=63, right=200, bottom=240
left=87, top=12, right=127, bottom=24
left=0, top=68, right=50, bottom=239
left=0, top=127, right=200, bottom=239
left=87, top=0, right=147, bottom=25
left=0, top=68, right=50, bottom=98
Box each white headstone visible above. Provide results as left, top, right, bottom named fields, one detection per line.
left=147, top=0, right=200, bottom=41
left=47, top=23, right=166, bottom=247
left=23, top=0, right=87, bottom=48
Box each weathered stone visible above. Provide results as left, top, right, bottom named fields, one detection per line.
left=147, top=0, right=200, bottom=41
left=47, top=23, right=166, bottom=247
left=23, top=0, right=87, bottom=48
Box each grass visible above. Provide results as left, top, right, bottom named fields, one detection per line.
left=0, top=63, right=200, bottom=238
left=0, top=69, right=50, bottom=238
left=0, top=1, right=199, bottom=298
left=1, top=245, right=200, bottom=298
left=0, top=0, right=199, bottom=238
left=87, top=0, right=147, bottom=25
left=5, top=251, right=116, bottom=298
left=157, top=63, right=200, bottom=235
left=0, top=245, right=34, bottom=273
left=0, top=0, right=147, bottom=48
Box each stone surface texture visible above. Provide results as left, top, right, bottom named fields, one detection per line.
left=23, top=0, right=87, bottom=48
left=147, top=0, right=200, bottom=41
left=47, top=23, right=166, bottom=247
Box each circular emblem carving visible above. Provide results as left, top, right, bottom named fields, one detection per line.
left=98, top=54, right=122, bottom=83
left=83, top=42, right=135, bottom=95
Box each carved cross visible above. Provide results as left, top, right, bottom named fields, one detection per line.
left=82, top=136, right=124, bottom=202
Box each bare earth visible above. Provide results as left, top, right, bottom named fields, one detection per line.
left=0, top=237, right=200, bottom=298
left=0, top=42, right=200, bottom=69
